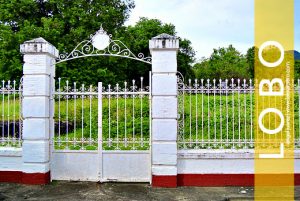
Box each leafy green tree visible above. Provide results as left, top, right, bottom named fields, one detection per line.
left=114, top=18, right=196, bottom=84
left=246, top=46, right=255, bottom=79
left=193, top=45, right=249, bottom=80
left=0, top=0, right=135, bottom=84
left=0, top=2, right=196, bottom=86
left=295, top=60, right=300, bottom=79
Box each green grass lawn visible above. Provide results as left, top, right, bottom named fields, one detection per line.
left=0, top=93, right=299, bottom=150
left=53, top=96, right=150, bottom=150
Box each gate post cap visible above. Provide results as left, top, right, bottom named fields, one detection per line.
left=20, top=37, right=59, bottom=58
left=149, top=33, right=179, bottom=52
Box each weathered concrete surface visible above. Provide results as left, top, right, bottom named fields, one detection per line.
left=0, top=182, right=299, bottom=201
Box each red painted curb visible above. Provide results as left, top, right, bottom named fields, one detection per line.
left=153, top=174, right=300, bottom=187
left=178, top=174, right=254, bottom=186
left=152, top=175, right=177, bottom=188
left=178, top=174, right=300, bottom=187
left=0, top=171, right=22, bottom=183
left=295, top=174, right=300, bottom=186
left=22, top=172, right=50, bottom=185
left=0, top=171, right=50, bottom=185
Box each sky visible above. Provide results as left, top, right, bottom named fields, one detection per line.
left=126, top=0, right=300, bottom=61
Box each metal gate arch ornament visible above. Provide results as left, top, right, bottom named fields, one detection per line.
left=56, top=25, right=152, bottom=64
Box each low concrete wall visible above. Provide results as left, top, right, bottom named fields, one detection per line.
left=0, top=148, right=22, bottom=172
left=177, top=150, right=300, bottom=186
left=0, top=148, right=49, bottom=184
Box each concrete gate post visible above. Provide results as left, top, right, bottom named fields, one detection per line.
left=149, top=34, right=179, bottom=187
left=20, top=38, right=58, bottom=184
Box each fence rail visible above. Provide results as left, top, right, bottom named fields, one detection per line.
left=53, top=76, right=151, bottom=151
left=178, top=78, right=300, bottom=150
left=0, top=80, right=22, bottom=147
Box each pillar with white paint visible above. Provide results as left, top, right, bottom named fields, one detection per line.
left=20, top=38, right=58, bottom=184
left=150, top=34, right=179, bottom=187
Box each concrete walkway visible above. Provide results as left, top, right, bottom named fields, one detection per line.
left=0, top=182, right=299, bottom=201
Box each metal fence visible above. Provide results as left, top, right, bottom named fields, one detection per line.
left=178, top=78, right=300, bottom=150
left=0, top=80, right=23, bottom=147
left=3, top=75, right=300, bottom=151
left=53, top=76, right=151, bottom=151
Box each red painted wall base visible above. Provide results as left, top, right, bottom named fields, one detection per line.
left=0, top=171, right=50, bottom=185
left=152, top=175, right=177, bottom=188
left=178, top=174, right=254, bottom=186
left=153, top=174, right=300, bottom=187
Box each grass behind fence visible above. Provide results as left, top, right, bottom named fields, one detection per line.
left=1, top=94, right=299, bottom=149
left=54, top=96, right=150, bottom=150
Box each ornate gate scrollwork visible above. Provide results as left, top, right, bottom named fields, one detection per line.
left=177, top=72, right=185, bottom=149
left=56, top=25, right=152, bottom=64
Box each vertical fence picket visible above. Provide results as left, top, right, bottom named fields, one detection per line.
left=149, top=71, right=152, bottom=150
left=58, top=78, right=61, bottom=147
left=89, top=85, right=92, bottom=145
left=140, top=77, right=144, bottom=147
left=132, top=80, right=136, bottom=150
left=7, top=81, right=10, bottom=145
left=201, top=79, right=204, bottom=147
left=226, top=79, right=229, bottom=147
left=116, top=83, right=119, bottom=149
left=18, top=82, right=22, bottom=146
left=189, top=79, right=192, bottom=147
left=238, top=79, right=241, bottom=147
left=195, top=79, right=198, bottom=147
left=213, top=79, right=216, bottom=147
left=108, top=85, right=111, bottom=147
left=81, top=84, right=84, bottom=149
left=244, top=79, right=247, bottom=147
left=2, top=81, right=4, bottom=144
left=250, top=79, right=253, bottom=147
left=219, top=79, right=222, bottom=148
left=66, top=80, right=69, bottom=149
left=124, top=82, right=127, bottom=148
left=73, top=82, right=77, bottom=147
left=231, top=79, right=235, bottom=149
left=13, top=81, right=16, bottom=144
left=207, top=79, right=210, bottom=148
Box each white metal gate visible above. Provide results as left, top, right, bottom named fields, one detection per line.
left=50, top=26, right=152, bottom=182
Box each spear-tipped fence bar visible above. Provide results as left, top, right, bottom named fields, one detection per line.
left=0, top=80, right=22, bottom=147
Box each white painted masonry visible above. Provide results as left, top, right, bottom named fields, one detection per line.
left=20, top=38, right=58, bottom=174
left=0, top=148, right=22, bottom=171
left=150, top=34, right=179, bottom=177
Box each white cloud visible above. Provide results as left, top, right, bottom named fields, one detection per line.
left=126, top=0, right=254, bottom=59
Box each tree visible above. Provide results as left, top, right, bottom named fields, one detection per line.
left=0, top=0, right=135, bottom=83
left=0, top=3, right=196, bottom=86
left=295, top=60, right=300, bottom=79
left=114, top=18, right=196, bottom=84
left=246, top=46, right=255, bottom=79
left=193, top=45, right=249, bottom=80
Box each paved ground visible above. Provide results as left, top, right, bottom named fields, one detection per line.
left=0, top=182, right=299, bottom=201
